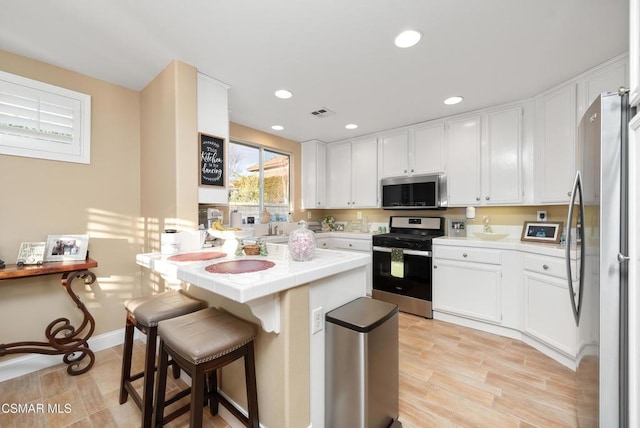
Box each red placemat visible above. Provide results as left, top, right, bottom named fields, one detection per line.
left=205, top=260, right=275, bottom=274
left=167, top=252, right=226, bottom=262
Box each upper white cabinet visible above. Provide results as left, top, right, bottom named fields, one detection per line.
left=534, top=83, right=577, bottom=204
left=534, top=55, right=628, bottom=204
left=378, top=131, right=409, bottom=178
left=484, top=107, right=523, bottom=205
left=447, top=115, right=482, bottom=205
left=378, top=123, right=445, bottom=178
left=301, top=140, right=327, bottom=209
left=447, top=106, right=522, bottom=206
left=412, top=122, right=446, bottom=175
left=578, top=57, right=628, bottom=118
left=326, top=137, right=378, bottom=208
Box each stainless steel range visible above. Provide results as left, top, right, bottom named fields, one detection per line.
left=372, top=216, right=444, bottom=318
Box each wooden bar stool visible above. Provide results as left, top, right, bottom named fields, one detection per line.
left=153, top=307, right=259, bottom=428
left=119, top=290, right=206, bottom=428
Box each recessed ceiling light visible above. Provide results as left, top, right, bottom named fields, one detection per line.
left=394, top=30, right=422, bottom=48
left=275, top=89, right=293, bottom=99
left=345, top=124, right=358, bottom=130
left=444, top=96, right=464, bottom=105
left=271, top=125, right=284, bottom=131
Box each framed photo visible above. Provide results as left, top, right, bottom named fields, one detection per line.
left=17, top=242, right=46, bottom=265
left=199, top=133, right=225, bottom=186
left=45, top=234, right=89, bottom=261
left=521, top=221, right=563, bottom=244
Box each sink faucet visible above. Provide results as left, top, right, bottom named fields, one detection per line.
left=483, top=216, right=493, bottom=233
left=269, top=223, right=278, bottom=236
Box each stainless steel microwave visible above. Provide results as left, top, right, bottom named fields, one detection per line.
left=381, top=174, right=447, bottom=209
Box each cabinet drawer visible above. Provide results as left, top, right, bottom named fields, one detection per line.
left=523, top=254, right=576, bottom=280
left=434, top=246, right=501, bottom=264
left=316, top=239, right=330, bottom=249
left=332, top=238, right=371, bottom=252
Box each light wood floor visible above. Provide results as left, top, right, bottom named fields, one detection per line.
left=0, top=313, right=579, bottom=427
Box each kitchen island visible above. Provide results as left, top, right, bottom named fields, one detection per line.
left=137, top=243, right=370, bottom=428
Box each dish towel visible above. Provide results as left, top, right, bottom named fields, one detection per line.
left=391, top=248, right=404, bottom=278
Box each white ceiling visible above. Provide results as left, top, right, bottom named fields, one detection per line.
left=0, top=0, right=629, bottom=143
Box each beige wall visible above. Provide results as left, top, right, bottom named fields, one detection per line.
left=308, top=205, right=569, bottom=230
left=140, top=60, right=198, bottom=260
left=0, top=50, right=141, bottom=349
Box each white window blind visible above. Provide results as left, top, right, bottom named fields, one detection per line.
left=0, top=70, right=91, bottom=164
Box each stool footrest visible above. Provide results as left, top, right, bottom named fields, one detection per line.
left=215, top=392, right=250, bottom=426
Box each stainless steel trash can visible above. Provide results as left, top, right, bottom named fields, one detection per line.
left=325, top=297, right=400, bottom=428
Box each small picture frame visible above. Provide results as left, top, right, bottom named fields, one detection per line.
left=17, top=242, right=46, bottom=265
left=521, top=221, right=563, bottom=244
left=45, top=234, right=89, bottom=261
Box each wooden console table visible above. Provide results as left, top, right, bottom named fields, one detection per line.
left=0, top=258, right=98, bottom=375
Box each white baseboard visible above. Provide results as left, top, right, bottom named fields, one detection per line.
left=0, top=328, right=126, bottom=382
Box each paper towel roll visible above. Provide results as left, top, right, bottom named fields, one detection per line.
left=161, top=231, right=181, bottom=244
left=230, top=211, right=243, bottom=228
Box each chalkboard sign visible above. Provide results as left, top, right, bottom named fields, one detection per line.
left=199, top=133, right=224, bottom=186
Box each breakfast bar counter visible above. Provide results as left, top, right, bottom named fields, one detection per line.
left=137, top=243, right=370, bottom=428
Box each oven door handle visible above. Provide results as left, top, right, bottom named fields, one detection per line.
left=372, top=246, right=432, bottom=257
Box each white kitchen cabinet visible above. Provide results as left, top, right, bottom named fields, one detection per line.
left=326, top=137, right=378, bottom=208
left=316, top=237, right=330, bottom=249
left=378, top=123, right=445, bottom=178
left=331, top=237, right=371, bottom=252
left=301, top=140, right=327, bottom=209
left=446, top=106, right=522, bottom=206
left=483, top=106, right=523, bottom=204
left=378, top=130, right=410, bottom=178
left=432, top=246, right=502, bottom=324
left=412, top=122, right=446, bottom=175
left=534, top=83, right=577, bottom=204
left=522, top=253, right=577, bottom=357
left=446, top=115, right=482, bottom=205
left=577, top=54, right=628, bottom=121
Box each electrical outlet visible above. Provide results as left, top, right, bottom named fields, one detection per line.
left=537, top=211, right=548, bottom=222
left=312, top=307, right=323, bottom=334
left=307, top=211, right=312, bottom=219
left=356, top=211, right=362, bottom=220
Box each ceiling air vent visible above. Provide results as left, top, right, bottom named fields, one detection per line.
left=310, top=107, right=335, bottom=118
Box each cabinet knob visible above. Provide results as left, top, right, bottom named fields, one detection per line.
left=542, top=264, right=549, bottom=270
left=411, top=169, right=414, bottom=173
left=349, top=244, right=352, bottom=247
left=404, top=169, right=407, bottom=173
left=567, top=191, right=572, bottom=196
left=475, top=197, right=480, bottom=201
left=433, top=265, right=438, bottom=269
left=485, top=196, right=490, bottom=200
left=462, top=253, right=468, bottom=257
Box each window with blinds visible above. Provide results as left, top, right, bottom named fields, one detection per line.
left=0, top=71, right=91, bottom=164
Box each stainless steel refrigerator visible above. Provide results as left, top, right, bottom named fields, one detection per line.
left=567, top=90, right=631, bottom=427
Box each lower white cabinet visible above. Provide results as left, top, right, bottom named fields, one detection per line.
left=316, top=237, right=330, bottom=249
left=331, top=237, right=371, bottom=252
left=433, top=246, right=502, bottom=324
left=522, top=253, right=577, bottom=357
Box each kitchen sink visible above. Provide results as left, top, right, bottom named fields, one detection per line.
left=473, top=232, right=509, bottom=241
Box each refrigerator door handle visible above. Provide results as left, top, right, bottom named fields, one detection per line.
left=565, top=171, right=583, bottom=325
left=617, top=253, right=631, bottom=263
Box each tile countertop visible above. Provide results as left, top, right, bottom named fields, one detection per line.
left=435, top=224, right=582, bottom=258
left=136, top=243, right=371, bottom=304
